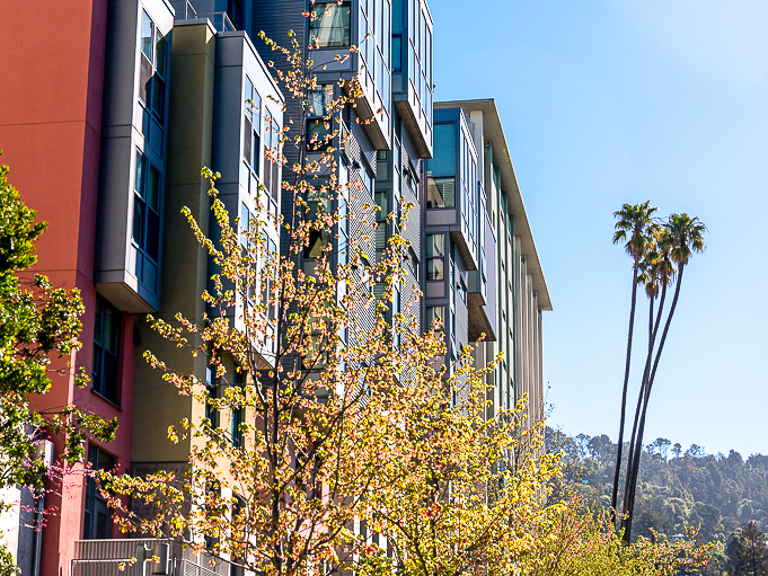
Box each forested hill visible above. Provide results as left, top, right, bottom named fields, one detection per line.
left=546, top=428, right=768, bottom=573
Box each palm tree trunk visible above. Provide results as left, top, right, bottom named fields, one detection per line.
left=610, top=258, right=640, bottom=523
left=622, top=265, right=685, bottom=543
left=621, top=282, right=667, bottom=533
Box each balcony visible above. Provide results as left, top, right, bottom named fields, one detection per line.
left=170, top=1, right=236, bottom=32
left=70, top=539, right=237, bottom=576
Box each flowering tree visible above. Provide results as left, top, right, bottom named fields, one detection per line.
left=522, top=497, right=712, bottom=576
left=100, top=16, right=711, bottom=576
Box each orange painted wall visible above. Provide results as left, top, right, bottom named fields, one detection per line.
left=0, top=0, right=135, bottom=573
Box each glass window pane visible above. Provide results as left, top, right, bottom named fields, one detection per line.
left=141, top=11, right=154, bottom=60
left=426, top=234, right=443, bottom=257
left=427, top=177, right=455, bottom=209
left=133, top=196, right=145, bottom=246
left=147, top=209, right=160, bottom=261
left=147, top=164, right=160, bottom=209
left=245, top=76, right=254, bottom=120
left=151, top=76, right=165, bottom=120
left=156, top=32, right=167, bottom=78
left=307, top=119, right=331, bottom=150
left=139, top=54, right=152, bottom=106
left=308, top=85, right=333, bottom=117
left=243, top=117, right=253, bottom=165
left=428, top=123, right=456, bottom=177
left=427, top=259, right=444, bottom=281
left=310, top=3, right=351, bottom=47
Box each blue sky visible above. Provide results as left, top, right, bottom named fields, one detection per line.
left=431, top=0, right=768, bottom=456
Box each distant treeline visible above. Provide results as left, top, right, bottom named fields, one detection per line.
left=546, top=428, right=768, bottom=574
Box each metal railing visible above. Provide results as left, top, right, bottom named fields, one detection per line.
left=170, top=0, right=237, bottom=32
left=70, top=539, right=232, bottom=576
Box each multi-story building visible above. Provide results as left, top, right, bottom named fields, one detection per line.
left=0, top=2, right=551, bottom=574
left=0, top=0, right=280, bottom=573
left=431, top=99, right=551, bottom=424
left=0, top=0, right=175, bottom=572
left=251, top=0, right=433, bottom=341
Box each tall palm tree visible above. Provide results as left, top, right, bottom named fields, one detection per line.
left=610, top=201, right=659, bottom=522
left=621, top=213, right=706, bottom=543
left=621, top=232, right=674, bottom=533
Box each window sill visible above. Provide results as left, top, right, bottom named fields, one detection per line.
left=90, top=388, right=123, bottom=411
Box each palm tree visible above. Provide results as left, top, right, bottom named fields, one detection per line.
left=621, top=232, right=673, bottom=533
left=621, top=213, right=706, bottom=543
left=610, top=201, right=659, bottom=522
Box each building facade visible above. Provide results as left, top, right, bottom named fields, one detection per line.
left=0, top=2, right=552, bottom=575
left=433, top=99, right=551, bottom=424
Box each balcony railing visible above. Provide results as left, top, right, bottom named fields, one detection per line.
left=70, top=539, right=231, bottom=576
left=170, top=0, right=236, bottom=33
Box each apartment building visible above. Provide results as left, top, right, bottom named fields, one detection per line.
left=432, top=99, right=551, bottom=424
left=252, top=0, right=432, bottom=341
left=0, top=0, right=280, bottom=573
left=0, top=2, right=551, bottom=575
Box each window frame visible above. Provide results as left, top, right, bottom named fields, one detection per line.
left=309, top=1, right=352, bottom=48
left=425, top=233, right=444, bottom=282
left=92, top=295, right=121, bottom=404
left=83, top=446, right=115, bottom=540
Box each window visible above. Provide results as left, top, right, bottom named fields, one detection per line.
left=263, top=109, right=281, bottom=213
left=231, top=372, right=244, bottom=448
left=458, top=276, right=467, bottom=304
left=304, top=188, right=331, bottom=259
left=92, top=296, right=120, bottom=403
left=307, top=84, right=334, bottom=151
left=428, top=123, right=456, bottom=177
left=309, top=2, right=351, bottom=47
left=138, top=10, right=168, bottom=151
left=426, top=306, right=444, bottom=332
left=361, top=163, right=374, bottom=196
left=338, top=195, right=348, bottom=267
left=426, top=234, right=444, bottom=281
left=83, top=446, right=114, bottom=539
left=227, top=0, right=243, bottom=29
left=133, top=151, right=161, bottom=290
left=405, top=246, right=418, bottom=280
left=205, top=366, right=219, bottom=428
left=243, top=75, right=261, bottom=178
left=426, top=177, right=455, bottom=209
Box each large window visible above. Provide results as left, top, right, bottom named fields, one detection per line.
left=309, top=2, right=351, bottom=47
left=426, top=234, right=444, bottom=281
left=304, top=188, right=331, bottom=259
left=133, top=151, right=161, bottom=291
left=83, top=446, right=114, bottom=539
left=426, top=306, right=444, bottom=332
left=243, top=75, right=262, bottom=178
left=139, top=10, right=168, bottom=154
left=307, top=84, right=334, bottom=151
left=92, top=296, right=120, bottom=404
left=263, top=109, right=281, bottom=214
left=426, top=177, right=455, bottom=209
left=205, top=366, right=219, bottom=428
left=428, top=123, right=456, bottom=176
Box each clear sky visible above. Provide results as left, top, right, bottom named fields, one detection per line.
left=430, top=0, right=768, bottom=457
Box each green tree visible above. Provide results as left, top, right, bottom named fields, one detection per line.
left=731, top=522, right=768, bottom=576
left=611, top=201, right=659, bottom=520
left=0, top=154, right=117, bottom=576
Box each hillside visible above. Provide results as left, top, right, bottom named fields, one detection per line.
left=546, top=428, right=768, bottom=574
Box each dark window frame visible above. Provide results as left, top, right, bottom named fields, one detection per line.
left=92, top=295, right=121, bottom=404
left=83, top=446, right=115, bottom=540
